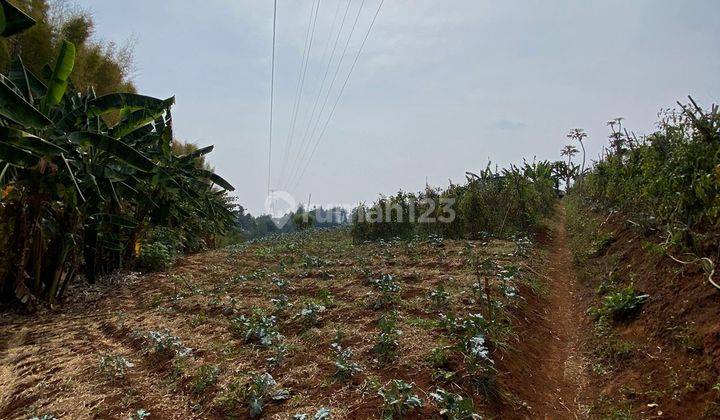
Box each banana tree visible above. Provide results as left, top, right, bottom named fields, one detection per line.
left=0, top=5, right=235, bottom=304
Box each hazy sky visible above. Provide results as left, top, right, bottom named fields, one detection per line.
left=77, top=0, right=719, bottom=214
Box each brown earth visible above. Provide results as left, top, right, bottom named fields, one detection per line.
left=565, top=198, right=720, bottom=418
left=16, top=203, right=716, bottom=419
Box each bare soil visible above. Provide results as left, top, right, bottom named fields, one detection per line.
left=0, top=208, right=594, bottom=419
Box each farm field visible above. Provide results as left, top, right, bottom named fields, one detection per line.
left=0, top=209, right=587, bottom=419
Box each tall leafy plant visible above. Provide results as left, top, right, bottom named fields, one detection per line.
left=0, top=2, right=235, bottom=304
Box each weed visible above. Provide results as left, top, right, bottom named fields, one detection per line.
left=191, top=364, right=220, bottom=394
left=588, top=286, right=648, bottom=322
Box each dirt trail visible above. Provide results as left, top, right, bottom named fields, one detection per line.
left=528, top=204, right=589, bottom=419
left=540, top=204, right=588, bottom=418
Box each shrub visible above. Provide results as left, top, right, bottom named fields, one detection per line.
left=575, top=99, right=720, bottom=254
left=137, top=242, right=174, bottom=271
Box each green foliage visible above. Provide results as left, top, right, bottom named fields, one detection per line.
left=99, top=354, right=134, bottom=379
left=374, top=311, right=402, bottom=363
left=191, top=364, right=220, bottom=394
left=588, top=286, right=649, bottom=322
left=378, top=380, right=423, bottom=419
left=128, top=409, right=150, bottom=420
left=242, top=372, right=290, bottom=417
left=296, top=301, right=326, bottom=327
left=370, top=274, right=401, bottom=309
left=137, top=242, right=173, bottom=271
left=292, top=407, right=331, bottom=420
left=430, top=388, right=481, bottom=419
left=575, top=100, right=720, bottom=253
left=0, top=11, right=236, bottom=304
left=331, top=340, right=362, bottom=380
left=136, top=330, right=191, bottom=358
left=352, top=161, right=557, bottom=242
left=231, top=308, right=281, bottom=346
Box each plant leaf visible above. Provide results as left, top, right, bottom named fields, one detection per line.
left=0, top=74, right=51, bottom=128
left=0, top=0, right=35, bottom=37
left=0, top=141, right=39, bottom=168
left=0, top=127, right=65, bottom=156
left=68, top=131, right=156, bottom=172
left=42, top=40, right=76, bottom=112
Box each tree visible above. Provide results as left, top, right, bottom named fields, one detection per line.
left=566, top=128, right=588, bottom=173
left=560, top=145, right=579, bottom=190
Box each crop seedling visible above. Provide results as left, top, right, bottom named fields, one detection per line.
left=136, top=330, right=192, bottom=358
left=292, top=407, right=331, bottom=420
left=128, top=409, right=150, bottom=420
left=296, top=301, right=326, bottom=327
left=331, top=341, right=362, bottom=380
left=378, top=380, right=423, bottom=419
left=231, top=308, right=281, bottom=346
left=374, top=311, right=402, bottom=363
left=99, top=355, right=134, bottom=379
left=271, top=294, right=292, bottom=313
left=371, top=274, right=401, bottom=309
left=302, top=255, right=326, bottom=268
left=243, top=372, right=290, bottom=417
left=266, top=340, right=291, bottom=367
left=430, top=388, right=481, bottom=419
left=429, top=285, right=450, bottom=311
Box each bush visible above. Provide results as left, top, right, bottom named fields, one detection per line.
left=351, top=161, right=557, bottom=242
left=575, top=99, right=720, bottom=253
left=137, top=242, right=174, bottom=271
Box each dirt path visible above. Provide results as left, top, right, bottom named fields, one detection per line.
left=522, top=204, right=588, bottom=419
left=539, top=204, right=588, bottom=418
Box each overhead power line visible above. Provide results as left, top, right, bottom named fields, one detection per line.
left=282, top=0, right=352, bottom=189
left=283, top=0, right=368, bottom=190
left=267, top=0, right=277, bottom=197
left=278, top=0, right=322, bottom=186
left=290, top=0, right=384, bottom=192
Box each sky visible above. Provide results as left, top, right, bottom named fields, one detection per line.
left=76, top=0, right=720, bottom=215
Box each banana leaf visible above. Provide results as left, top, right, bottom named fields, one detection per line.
left=0, top=127, right=65, bottom=156
left=196, top=168, right=234, bottom=191
left=110, top=107, right=166, bottom=139
left=68, top=131, right=156, bottom=172
left=179, top=145, right=214, bottom=162
left=86, top=94, right=174, bottom=117
left=0, top=0, right=35, bottom=37
left=9, top=56, right=46, bottom=102
left=0, top=141, right=39, bottom=167
left=42, top=40, right=75, bottom=112
left=0, top=74, right=51, bottom=128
